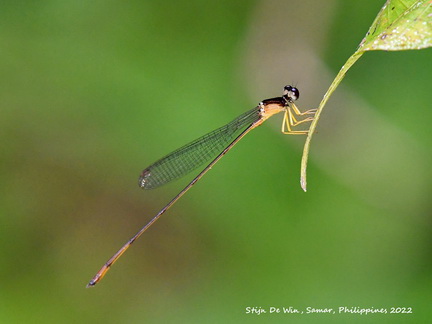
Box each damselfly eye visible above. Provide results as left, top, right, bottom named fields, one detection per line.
left=283, top=85, right=299, bottom=102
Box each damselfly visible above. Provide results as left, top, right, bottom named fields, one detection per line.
left=87, top=85, right=315, bottom=287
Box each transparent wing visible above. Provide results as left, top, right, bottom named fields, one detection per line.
left=139, top=106, right=261, bottom=189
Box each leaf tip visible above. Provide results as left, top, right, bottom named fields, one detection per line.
left=300, top=177, right=307, bottom=192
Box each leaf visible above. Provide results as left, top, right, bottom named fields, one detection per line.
left=360, top=0, right=432, bottom=51
left=300, top=0, right=432, bottom=191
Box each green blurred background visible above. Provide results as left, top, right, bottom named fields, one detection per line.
left=1, top=0, right=431, bottom=323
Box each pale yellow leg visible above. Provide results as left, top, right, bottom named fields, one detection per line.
left=290, top=102, right=317, bottom=116
left=282, top=104, right=316, bottom=135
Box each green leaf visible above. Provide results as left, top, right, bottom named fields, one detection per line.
left=360, top=0, right=432, bottom=51
left=300, top=0, right=432, bottom=191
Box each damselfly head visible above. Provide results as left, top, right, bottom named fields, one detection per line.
left=283, top=85, right=299, bottom=102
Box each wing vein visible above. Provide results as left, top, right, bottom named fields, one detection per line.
left=139, top=107, right=261, bottom=189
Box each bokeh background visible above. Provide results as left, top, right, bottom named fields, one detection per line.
left=1, top=0, right=431, bottom=323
